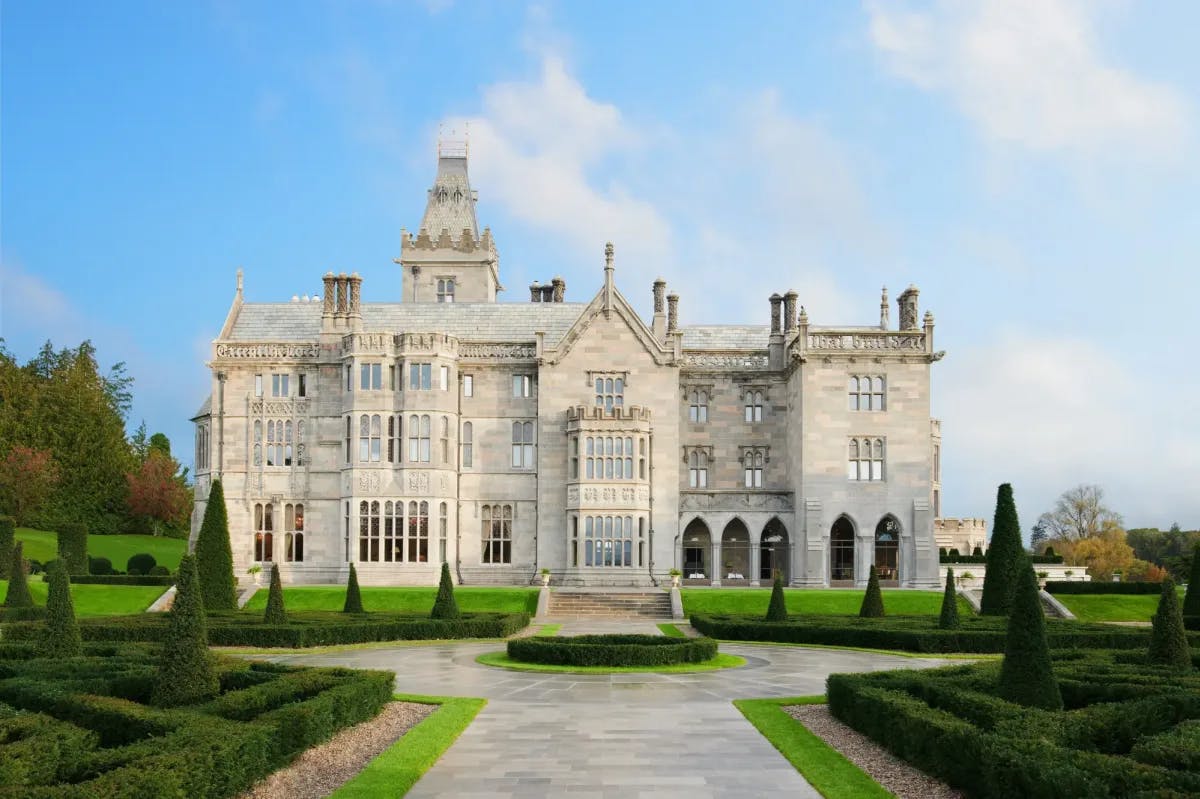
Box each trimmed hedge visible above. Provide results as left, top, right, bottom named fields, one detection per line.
left=55, top=522, right=88, bottom=576
left=941, top=553, right=1064, bottom=564
left=0, top=516, right=15, bottom=579
left=507, top=634, right=718, bottom=667
left=1046, top=581, right=1166, bottom=595
left=61, top=574, right=175, bottom=586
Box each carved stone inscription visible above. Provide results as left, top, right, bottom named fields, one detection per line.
left=681, top=353, right=769, bottom=369
left=459, top=343, right=536, bottom=359
left=216, top=343, right=319, bottom=360
left=808, top=334, right=924, bottom=352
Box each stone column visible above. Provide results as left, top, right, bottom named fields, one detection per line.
left=769, top=294, right=782, bottom=334
left=322, top=272, right=336, bottom=317
left=749, top=543, right=761, bottom=587
left=880, top=286, right=890, bottom=330
left=783, top=290, right=798, bottom=333
left=653, top=279, right=666, bottom=313
left=667, top=294, right=679, bottom=333
left=349, top=273, right=362, bottom=316
left=710, top=540, right=721, bottom=587
left=336, top=273, right=349, bottom=315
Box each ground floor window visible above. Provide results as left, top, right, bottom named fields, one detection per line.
left=830, top=517, right=855, bottom=581
left=284, top=502, right=304, bottom=562
left=583, top=515, right=637, bottom=567
left=482, top=504, right=512, bottom=563
left=358, top=500, right=432, bottom=563
left=254, top=502, right=274, bottom=561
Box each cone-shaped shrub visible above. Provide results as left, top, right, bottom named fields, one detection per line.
left=343, top=563, right=364, bottom=613
left=1148, top=577, right=1191, bottom=671
left=939, top=568, right=960, bottom=630
left=263, top=564, right=287, bottom=624
left=998, top=559, right=1062, bottom=709
left=0, top=516, right=14, bottom=579
left=194, top=479, right=236, bottom=611
left=56, top=521, right=88, bottom=575
left=152, top=554, right=219, bottom=706
left=430, top=561, right=461, bottom=619
left=1182, top=544, right=1200, bottom=618
left=859, top=565, right=885, bottom=617
left=765, top=572, right=788, bottom=621
left=981, top=483, right=1023, bottom=616
left=40, top=559, right=81, bottom=658
left=3, top=542, right=33, bottom=608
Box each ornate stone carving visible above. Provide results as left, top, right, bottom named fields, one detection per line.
left=357, top=471, right=382, bottom=494
left=407, top=471, right=430, bottom=493
left=344, top=333, right=392, bottom=354
left=215, top=343, right=320, bottom=360
left=678, top=491, right=794, bottom=512
left=681, top=353, right=769, bottom=369
left=458, top=343, right=536, bottom=359
left=806, top=334, right=925, bottom=352
left=566, top=486, right=579, bottom=504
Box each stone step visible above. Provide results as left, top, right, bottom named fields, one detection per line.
left=546, top=590, right=672, bottom=619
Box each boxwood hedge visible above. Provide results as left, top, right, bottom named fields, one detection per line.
left=1045, top=581, right=1165, bottom=595
left=507, top=634, right=718, bottom=667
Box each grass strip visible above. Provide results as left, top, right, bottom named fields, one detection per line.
left=215, top=636, right=516, bottom=656
left=656, top=622, right=686, bottom=637
left=329, top=693, right=485, bottom=798
left=535, top=623, right=561, bottom=637
left=718, top=638, right=999, bottom=660
left=734, top=696, right=893, bottom=799
left=476, top=650, right=745, bottom=674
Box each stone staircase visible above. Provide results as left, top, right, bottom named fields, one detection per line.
left=547, top=590, right=672, bottom=619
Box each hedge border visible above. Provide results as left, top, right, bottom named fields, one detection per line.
left=1046, top=581, right=1167, bottom=595
left=506, top=634, right=718, bottom=667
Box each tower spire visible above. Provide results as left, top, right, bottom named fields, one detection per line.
left=603, top=242, right=615, bottom=314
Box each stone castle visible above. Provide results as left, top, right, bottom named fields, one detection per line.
left=191, top=146, right=955, bottom=588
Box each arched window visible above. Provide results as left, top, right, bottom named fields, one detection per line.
left=849, top=375, right=887, bottom=411
left=594, top=376, right=624, bottom=412
left=437, top=278, right=455, bottom=303
left=344, top=416, right=351, bottom=464
left=408, top=500, right=429, bottom=562
left=254, top=502, right=274, bottom=562
left=688, top=450, right=708, bottom=488
left=744, top=449, right=764, bottom=488
left=383, top=501, right=402, bottom=562
left=744, top=390, right=764, bottom=423
left=585, top=437, right=595, bottom=479
left=639, top=437, right=646, bottom=480
left=511, top=422, right=533, bottom=468
left=848, top=438, right=885, bottom=481
left=462, top=421, right=473, bottom=468
left=285, top=503, right=304, bottom=562
left=440, top=416, right=450, bottom=464
left=387, top=416, right=400, bottom=463
left=359, top=500, right=381, bottom=561
left=482, top=504, right=512, bottom=563
left=688, top=390, right=708, bottom=423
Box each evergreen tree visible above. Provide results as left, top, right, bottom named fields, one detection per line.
left=343, top=563, right=364, bottom=613
left=263, top=564, right=287, bottom=624
left=939, top=568, right=960, bottom=629
left=3, top=542, right=33, bottom=608
left=0, top=516, right=14, bottom=579
left=765, top=572, right=788, bottom=622
left=1181, top=543, right=1200, bottom=618
left=430, top=561, right=460, bottom=619
left=40, top=559, right=81, bottom=658
left=1148, top=577, right=1192, bottom=671
left=981, top=483, right=1023, bottom=616
left=859, top=565, right=885, bottom=618
left=193, top=479, right=236, bottom=611
left=998, top=559, right=1062, bottom=709
left=56, top=521, right=88, bottom=575
left=152, top=554, right=219, bottom=706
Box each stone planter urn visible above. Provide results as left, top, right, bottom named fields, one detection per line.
left=541, top=570, right=551, bottom=587
left=669, top=571, right=681, bottom=588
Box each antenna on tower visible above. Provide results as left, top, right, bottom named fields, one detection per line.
left=437, top=121, right=468, bottom=159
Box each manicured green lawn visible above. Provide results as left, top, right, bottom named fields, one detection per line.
left=656, top=622, right=686, bottom=638
left=1055, top=592, right=1180, bottom=622
left=476, top=650, right=746, bottom=673
left=243, top=586, right=538, bottom=614
left=734, top=696, right=892, bottom=799
left=681, top=588, right=970, bottom=617
left=0, top=579, right=165, bottom=616
left=535, top=623, right=562, bottom=637
left=15, top=527, right=186, bottom=571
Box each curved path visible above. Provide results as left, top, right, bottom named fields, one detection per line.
left=260, top=622, right=951, bottom=798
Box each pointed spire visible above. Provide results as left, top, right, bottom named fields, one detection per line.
left=603, top=242, right=615, bottom=314
left=420, top=137, right=478, bottom=241
left=880, top=286, right=889, bottom=330
left=236, top=268, right=244, bottom=299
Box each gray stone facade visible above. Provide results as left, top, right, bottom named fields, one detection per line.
left=191, top=151, right=946, bottom=588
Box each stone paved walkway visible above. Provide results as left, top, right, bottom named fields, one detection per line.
left=259, top=621, right=951, bottom=798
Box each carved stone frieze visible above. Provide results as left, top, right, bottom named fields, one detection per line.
left=679, top=491, right=794, bottom=512
left=681, top=353, right=769, bottom=369
left=251, top=399, right=308, bottom=416
left=343, top=332, right=392, bottom=355
left=807, top=333, right=924, bottom=352
left=216, top=343, right=320, bottom=360
left=407, top=471, right=430, bottom=493
left=458, top=343, right=536, bottom=359
left=574, top=484, right=651, bottom=508
left=357, top=471, right=382, bottom=495
left=396, top=333, right=459, bottom=354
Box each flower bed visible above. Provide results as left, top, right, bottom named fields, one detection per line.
left=506, top=634, right=718, bottom=667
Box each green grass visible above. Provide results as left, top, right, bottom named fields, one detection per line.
left=534, top=623, right=561, bottom=637
left=734, top=696, right=893, bottom=799
left=476, top=650, right=746, bottom=674
left=725, top=639, right=998, bottom=660
left=330, top=694, right=485, bottom=799
left=681, top=588, right=971, bottom=617
left=243, top=586, right=538, bottom=614
left=1055, top=592, right=1180, bottom=622
left=0, top=579, right=164, bottom=616
left=657, top=622, right=686, bottom=637
left=15, top=527, right=186, bottom=571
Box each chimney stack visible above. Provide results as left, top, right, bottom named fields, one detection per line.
left=899, top=285, right=920, bottom=330
left=783, top=290, right=798, bottom=333
left=769, top=293, right=782, bottom=335
left=551, top=276, right=565, bottom=302
left=667, top=293, right=679, bottom=333
left=530, top=281, right=541, bottom=302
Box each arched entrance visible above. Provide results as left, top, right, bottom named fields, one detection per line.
left=681, top=518, right=711, bottom=581
left=721, top=519, right=750, bottom=581
left=830, top=516, right=855, bottom=583
left=760, top=518, right=789, bottom=583
left=875, top=516, right=901, bottom=584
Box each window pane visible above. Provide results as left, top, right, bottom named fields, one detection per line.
left=463, top=375, right=473, bottom=396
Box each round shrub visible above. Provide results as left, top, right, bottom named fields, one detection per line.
left=89, top=556, right=115, bottom=576
left=506, top=634, right=718, bottom=667
left=127, top=553, right=157, bottom=575
left=28, top=559, right=43, bottom=575
left=149, top=565, right=170, bottom=576
left=127, top=568, right=142, bottom=576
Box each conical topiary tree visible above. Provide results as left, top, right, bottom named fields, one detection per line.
left=765, top=572, right=788, bottom=622
left=981, top=483, right=1023, bottom=616
left=998, top=558, right=1062, bottom=710
left=343, top=563, right=364, bottom=613
left=193, top=478, right=236, bottom=611
left=0, top=516, right=14, bottom=579
left=3, top=541, right=33, bottom=608
left=40, top=559, right=81, bottom=658
left=56, top=521, right=88, bottom=576
left=1148, top=577, right=1191, bottom=672
left=430, top=561, right=460, bottom=619
left=263, top=563, right=286, bottom=624
left=1181, top=544, right=1200, bottom=619
left=939, top=568, right=960, bottom=630
left=152, top=554, right=219, bottom=706
left=859, top=565, right=885, bottom=618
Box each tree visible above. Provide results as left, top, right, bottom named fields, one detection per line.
left=0, top=516, right=14, bottom=579
left=939, top=568, right=960, bottom=629
left=1036, top=484, right=1122, bottom=545
left=126, top=449, right=191, bottom=537
left=1148, top=577, right=1191, bottom=672
left=152, top=554, right=219, bottom=706
left=40, top=559, right=81, bottom=658
left=1182, top=544, right=1200, bottom=619
left=998, top=559, right=1062, bottom=710
left=1072, top=522, right=1134, bottom=581
left=193, top=479, right=236, bottom=611
left=981, top=483, right=1023, bottom=616
left=765, top=572, right=788, bottom=622
left=263, top=564, right=286, bottom=624
left=343, top=564, right=364, bottom=613
left=3, top=542, right=33, bottom=608
left=859, top=565, right=885, bottom=618
left=56, top=521, right=88, bottom=575
left=0, top=446, right=60, bottom=526
left=430, top=561, right=460, bottom=619
left=1030, top=520, right=1049, bottom=553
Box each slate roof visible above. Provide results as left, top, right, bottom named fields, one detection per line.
left=192, top=395, right=212, bottom=420
left=420, top=155, right=478, bottom=237
left=679, top=325, right=770, bottom=350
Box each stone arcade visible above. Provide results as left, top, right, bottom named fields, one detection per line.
left=191, top=146, right=952, bottom=588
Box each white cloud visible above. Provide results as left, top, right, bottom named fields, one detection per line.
left=867, top=0, right=1191, bottom=164
left=0, top=258, right=80, bottom=343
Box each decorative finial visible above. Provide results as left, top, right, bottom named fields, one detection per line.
left=605, top=242, right=614, bottom=269
left=236, top=268, right=244, bottom=297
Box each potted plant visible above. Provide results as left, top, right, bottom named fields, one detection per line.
left=668, top=568, right=682, bottom=588
left=960, top=571, right=974, bottom=586
left=540, top=567, right=551, bottom=587
left=1036, top=570, right=1049, bottom=587
left=246, top=564, right=263, bottom=585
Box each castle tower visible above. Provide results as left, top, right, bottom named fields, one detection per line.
left=396, top=137, right=501, bottom=303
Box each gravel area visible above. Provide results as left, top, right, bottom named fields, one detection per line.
left=785, top=704, right=964, bottom=799
left=238, top=701, right=435, bottom=799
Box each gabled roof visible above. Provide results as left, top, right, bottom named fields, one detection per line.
left=191, top=394, right=212, bottom=420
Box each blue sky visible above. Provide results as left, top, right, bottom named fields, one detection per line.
left=2, top=1, right=1198, bottom=532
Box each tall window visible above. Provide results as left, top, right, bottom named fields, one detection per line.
left=298, top=373, right=307, bottom=398
left=512, top=422, right=534, bottom=468
left=440, top=416, right=450, bottom=464
left=583, top=515, right=636, bottom=567
left=359, top=414, right=381, bottom=462
left=462, top=422, right=473, bottom=468
left=849, top=376, right=886, bottom=411
left=387, top=415, right=401, bottom=463
left=360, top=363, right=382, bottom=390
left=383, top=501, right=403, bottom=561
left=344, top=365, right=352, bottom=392
left=569, top=436, right=579, bottom=479
left=688, top=449, right=708, bottom=488
left=462, top=375, right=473, bottom=397
left=409, top=414, right=431, bottom=462
left=408, top=500, right=429, bottom=562
left=409, top=363, right=432, bottom=390
left=439, top=502, right=448, bottom=563
left=255, top=374, right=264, bottom=397
left=254, top=503, right=274, bottom=562
left=359, top=500, right=381, bottom=561
left=848, top=438, right=885, bottom=481
left=688, top=390, right=708, bottom=423
left=440, top=365, right=449, bottom=391
left=581, top=436, right=634, bottom=479
left=512, top=375, right=533, bottom=397
left=284, top=503, right=304, bottom=562
left=594, top=376, right=624, bottom=413
left=195, top=424, right=209, bottom=472
left=482, top=504, right=512, bottom=564
left=743, top=448, right=765, bottom=488
left=744, top=390, right=764, bottom=423
left=271, top=373, right=290, bottom=397
left=437, top=278, right=455, bottom=302
left=639, top=437, right=647, bottom=479
left=344, top=416, right=351, bottom=464
left=265, top=420, right=292, bottom=467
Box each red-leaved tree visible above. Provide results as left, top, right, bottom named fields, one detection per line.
left=126, top=450, right=191, bottom=537
left=0, top=446, right=61, bottom=525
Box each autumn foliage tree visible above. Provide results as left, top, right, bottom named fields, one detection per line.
left=0, top=445, right=60, bottom=526
left=126, top=449, right=191, bottom=537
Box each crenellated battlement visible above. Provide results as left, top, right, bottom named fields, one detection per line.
left=566, top=404, right=653, bottom=423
